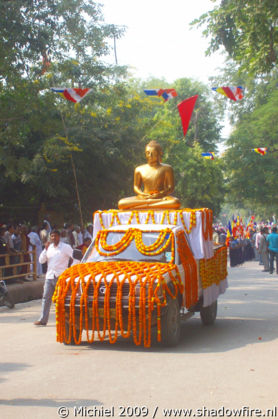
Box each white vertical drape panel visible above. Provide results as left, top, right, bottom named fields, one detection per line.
left=202, top=278, right=228, bottom=307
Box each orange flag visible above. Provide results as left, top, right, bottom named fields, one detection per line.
left=177, top=95, right=198, bottom=137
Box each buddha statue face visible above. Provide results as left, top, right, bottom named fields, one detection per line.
left=145, top=141, right=162, bottom=166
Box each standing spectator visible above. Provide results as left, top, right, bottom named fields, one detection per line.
left=267, top=227, right=278, bottom=275
left=43, top=216, right=52, bottom=234
left=243, top=236, right=255, bottom=261
left=60, top=229, right=68, bottom=244
left=12, top=224, right=22, bottom=251
left=20, top=225, right=31, bottom=275
left=12, top=224, right=22, bottom=275
left=66, top=223, right=75, bottom=248
left=77, top=237, right=91, bottom=255
left=84, top=224, right=93, bottom=241
left=0, top=226, right=8, bottom=277
left=4, top=225, right=16, bottom=277
left=218, top=228, right=226, bottom=245
left=39, top=222, right=49, bottom=274
left=259, top=227, right=269, bottom=272
left=34, top=230, right=73, bottom=326
left=39, top=222, right=49, bottom=247
left=73, top=225, right=83, bottom=248
left=255, top=226, right=263, bottom=265
left=28, top=226, right=43, bottom=276
left=212, top=227, right=219, bottom=244
left=4, top=225, right=15, bottom=253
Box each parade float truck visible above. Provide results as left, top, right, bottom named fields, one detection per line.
left=53, top=208, right=228, bottom=348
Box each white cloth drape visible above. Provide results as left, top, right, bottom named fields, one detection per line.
left=203, top=278, right=228, bottom=307
left=93, top=210, right=213, bottom=259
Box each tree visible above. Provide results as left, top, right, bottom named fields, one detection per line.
left=192, top=0, right=278, bottom=77
left=0, top=0, right=127, bottom=223
left=224, top=80, right=278, bottom=217
left=140, top=78, right=225, bottom=216
left=0, top=0, right=125, bottom=83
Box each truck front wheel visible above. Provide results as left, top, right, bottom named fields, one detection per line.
left=160, top=298, right=181, bottom=346
left=200, top=300, right=217, bottom=326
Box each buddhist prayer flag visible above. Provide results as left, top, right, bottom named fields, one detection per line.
left=144, top=88, right=178, bottom=101
left=177, top=95, right=198, bottom=137
left=212, top=86, right=244, bottom=101
left=202, top=152, right=215, bottom=160
left=252, top=147, right=268, bottom=155
left=51, top=88, right=92, bottom=103
left=227, top=221, right=232, bottom=235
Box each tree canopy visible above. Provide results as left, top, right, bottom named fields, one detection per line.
left=1, top=0, right=227, bottom=224
left=192, top=0, right=278, bottom=77
left=223, top=72, right=278, bottom=219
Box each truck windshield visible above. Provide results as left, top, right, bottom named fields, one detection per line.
left=83, top=231, right=174, bottom=264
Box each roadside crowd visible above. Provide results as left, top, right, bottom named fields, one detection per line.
left=0, top=220, right=94, bottom=279
left=213, top=222, right=278, bottom=274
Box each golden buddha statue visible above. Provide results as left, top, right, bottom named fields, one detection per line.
left=118, top=140, right=181, bottom=210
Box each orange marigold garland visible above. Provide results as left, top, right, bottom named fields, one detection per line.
left=54, top=211, right=221, bottom=348
left=53, top=226, right=203, bottom=347
left=199, top=245, right=227, bottom=289
left=199, top=208, right=213, bottom=241
left=176, top=231, right=198, bottom=309
left=53, top=259, right=185, bottom=348
left=96, top=228, right=174, bottom=259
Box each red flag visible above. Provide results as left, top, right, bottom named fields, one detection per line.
left=177, top=95, right=198, bottom=137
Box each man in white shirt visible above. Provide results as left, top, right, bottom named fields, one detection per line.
left=255, top=227, right=263, bottom=265
left=34, top=230, right=73, bottom=326
left=4, top=225, right=15, bottom=252
left=72, top=225, right=83, bottom=248
left=28, top=226, right=43, bottom=276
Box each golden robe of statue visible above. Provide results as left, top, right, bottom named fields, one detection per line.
left=118, top=140, right=181, bottom=210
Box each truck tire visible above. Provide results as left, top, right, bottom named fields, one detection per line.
left=160, top=298, right=181, bottom=346
left=200, top=300, right=217, bottom=326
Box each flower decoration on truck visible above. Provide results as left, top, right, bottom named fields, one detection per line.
left=96, top=228, right=174, bottom=258
left=53, top=260, right=184, bottom=347
left=94, top=208, right=212, bottom=241
left=199, top=246, right=228, bottom=289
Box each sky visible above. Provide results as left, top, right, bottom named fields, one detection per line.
left=100, top=0, right=225, bottom=84
left=99, top=0, right=231, bottom=142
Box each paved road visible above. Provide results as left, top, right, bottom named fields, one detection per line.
left=1, top=260, right=278, bottom=419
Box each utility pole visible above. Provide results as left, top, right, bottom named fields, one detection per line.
left=113, top=33, right=118, bottom=65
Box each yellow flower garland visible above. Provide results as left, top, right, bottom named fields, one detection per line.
left=95, top=228, right=174, bottom=258
left=94, top=208, right=202, bottom=236
left=199, top=245, right=227, bottom=289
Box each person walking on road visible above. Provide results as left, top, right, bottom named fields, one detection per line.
left=259, top=227, right=269, bottom=272
left=34, top=230, right=73, bottom=326
left=266, top=227, right=278, bottom=275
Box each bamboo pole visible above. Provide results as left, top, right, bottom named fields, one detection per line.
left=59, top=111, right=84, bottom=230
